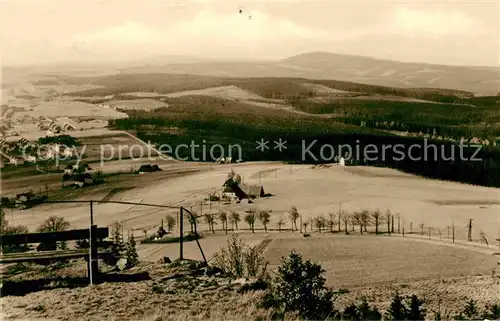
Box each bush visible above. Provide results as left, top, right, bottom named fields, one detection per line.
left=125, top=232, right=139, bottom=269
left=211, top=234, right=246, bottom=278
left=211, top=234, right=268, bottom=279
left=342, top=297, right=382, bottom=320
left=482, top=302, right=500, bottom=320
left=1, top=224, right=30, bottom=253
left=244, top=243, right=268, bottom=278
left=385, top=293, right=408, bottom=321
left=454, top=298, right=479, bottom=320
left=261, top=251, right=336, bottom=320
left=385, top=293, right=425, bottom=321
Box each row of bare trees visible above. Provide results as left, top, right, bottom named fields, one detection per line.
left=186, top=206, right=401, bottom=235
left=177, top=205, right=484, bottom=246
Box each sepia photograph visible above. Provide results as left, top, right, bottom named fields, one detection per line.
left=0, top=0, right=499, bottom=320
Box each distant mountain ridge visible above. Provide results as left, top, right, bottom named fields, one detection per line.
left=120, top=52, right=500, bottom=95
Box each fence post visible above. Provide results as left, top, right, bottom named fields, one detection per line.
left=452, top=223, right=455, bottom=243
left=89, top=224, right=98, bottom=285
left=179, top=207, right=184, bottom=260
left=468, top=219, right=473, bottom=242
left=87, top=200, right=93, bottom=284
left=428, top=226, right=431, bottom=240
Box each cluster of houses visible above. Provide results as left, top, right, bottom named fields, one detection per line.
left=0, top=190, right=47, bottom=210
left=37, top=117, right=77, bottom=135
left=0, top=138, right=76, bottom=168
left=62, top=163, right=98, bottom=187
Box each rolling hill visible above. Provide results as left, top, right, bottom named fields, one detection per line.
left=119, top=52, right=500, bottom=95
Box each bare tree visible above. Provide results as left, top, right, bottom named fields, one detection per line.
left=385, top=210, right=392, bottom=235
left=360, top=210, right=369, bottom=233
left=371, top=209, right=381, bottom=235
left=302, top=220, right=309, bottom=233
left=289, top=206, right=299, bottom=231
left=37, top=216, right=70, bottom=250
left=204, top=215, right=216, bottom=233
left=353, top=212, right=363, bottom=234
left=218, top=211, right=228, bottom=234
left=337, top=209, right=342, bottom=232
left=277, top=218, right=285, bottom=232
left=230, top=211, right=240, bottom=230
left=37, top=216, right=70, bottom=232
left=244, top=209, right=256, bottom=233
left=341, top=212, right=350, bottom=234
left=165, top=215, right=176, bottom=233
left=258, top=211, right=271, bottom=233
left=328, top=212, right=335, bottom=233
left=314, top=216, right=325, bottom=233
left=188, top=212, right=198, bottom=233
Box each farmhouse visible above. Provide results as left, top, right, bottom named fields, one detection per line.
left=221, top=179, right=265, bottom=200
left=71, top=173, right=94, bottom=187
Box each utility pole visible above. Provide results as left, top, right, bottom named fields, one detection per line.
left=179, top=207, right=184, bottom=260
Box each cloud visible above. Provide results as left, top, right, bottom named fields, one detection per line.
left=68, top=9, right=328, bottom=58
left=386, top=7, right=486, bottom=37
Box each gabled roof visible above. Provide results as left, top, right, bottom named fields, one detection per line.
left=222, top=179, right=264, bottom=199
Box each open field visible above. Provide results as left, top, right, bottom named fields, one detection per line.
left=5, top=162, right=500, bottom=261
left=7, top=162, right=500, bottom=240
left=264, top=235, right=497, bottom=288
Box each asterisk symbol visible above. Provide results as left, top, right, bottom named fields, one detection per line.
left=256, top=138, right=269, bottom=152
left=274, top=138, right=287, bottom=152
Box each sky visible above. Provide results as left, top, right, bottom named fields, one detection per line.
left=1, top=0, right=499, bottom=67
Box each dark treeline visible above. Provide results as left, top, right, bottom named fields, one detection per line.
left=288, top=98, right=500, bottom=140
left=62, top=73, right=473, bottom=103
left=111, top=116, right=500, bottom=188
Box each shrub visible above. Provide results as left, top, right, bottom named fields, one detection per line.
left=454, top=298, right=479, bottom=320
left=106, top=222, right=126, bottom=265
left=125, top=232, right=139, bottom=269
left=482, top=302, right=500, bottom=319
left=385, top=292, right=408, bottom=321
left=165, top=215, right=176, bottom=233
left=407, top=294, right=426, bottom=320
left=261, top=251, right=336, bottom=320
left=342, top=297, right=382, bottom=320
left=385, top=293, right=426, bottom=321
left=211, top=234, right=246, bottom=278
left=211, top=234, right=268, bottom=279
left=2, top=224, right=30, bottom=253
left=244, top=243, right=268, bottom=278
